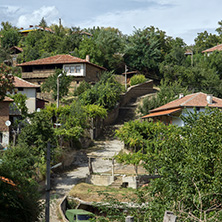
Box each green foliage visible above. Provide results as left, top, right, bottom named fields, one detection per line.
left=10, top=93, right=28, bottom=117
left=0, top=63, right=14, bottom=101
left=116, top=109, right=222, bottom=221
left=41, top=69, right=72, bottom=100
left=55, top=100, right=87, bottom=144
left=139, top=80, right=189, bottom=115
left=0, top=24, right=20, bottom=49
left=194, top=31, right=220, bottom=53
left=73, top=80, right=91, bottom=96
left=116, top=119, right=166, bottom=152
left=0, top=144, right=41, bottom=221
left=80, top=71, right=123, bottom=110
left=84, top=104, right=107, bottom=119
left=130, top=74, right=146, bottom=86
left=17, top=109, right=56, bottom=154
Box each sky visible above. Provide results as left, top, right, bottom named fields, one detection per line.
left=0, top=0, right=222, bottom=45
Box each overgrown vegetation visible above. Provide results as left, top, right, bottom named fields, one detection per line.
left=115, top=109, right=222, bottom=221
left=130, top=74, right=146, bottom=86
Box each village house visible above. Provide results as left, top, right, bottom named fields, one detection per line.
left=18, top=25, right=55, bottom=36
left=0, top=97, right=13, bottom=148
left=10, top=46, right=23, bottom=67
left=17, top=54, right=106, bottom=85
left=17, top=54, right=106, bottom=101
left=12, top=76, right=40, bottom=113
left=142, top=92, right=222, bottom=126
left=202, top=43, right=222, bottom=56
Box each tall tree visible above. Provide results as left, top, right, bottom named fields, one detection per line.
left=41, top=69, right=72, bottom=101
left=0, top=63, right=14, bottom=101
left=124, top=27, right=162, bottom=79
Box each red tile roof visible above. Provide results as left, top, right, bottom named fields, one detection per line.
left=202, top=44, right=222, bottom=53
left=10, top=46, right=23, bottom=52
left=150, top=92, right=222, bottom=113
left=13, top=76, right=39, bottom=88
left=142, top=108, right=182, bottom=118
left=17, top=54, right=106, bottom=70
left=3, top=96, right=14, bottom=102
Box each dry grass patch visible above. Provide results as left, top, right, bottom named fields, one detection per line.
left=69, top=183, right=137, bottom=202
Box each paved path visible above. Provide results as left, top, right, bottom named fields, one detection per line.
left=44, top=139, right=124, bottom=222
left=40, top=95, right=141, bottom=221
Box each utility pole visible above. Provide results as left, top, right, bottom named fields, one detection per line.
left=45, top=142, right=51, bottom=222
left=57, top=73, right=62, bottom=109
left=125, top=65, right=128, bottom=90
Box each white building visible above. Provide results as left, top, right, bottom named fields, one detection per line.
left=142, top=92, right=222, bottom=126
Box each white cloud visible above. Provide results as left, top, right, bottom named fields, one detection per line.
left=17, top=6, right=59, bottom=28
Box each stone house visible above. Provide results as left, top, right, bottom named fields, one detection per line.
left=17, top=54, right=106, bottom=88
left=142, top=92, right=222, bottom=126
left=0, top=97, right=13, bottom=148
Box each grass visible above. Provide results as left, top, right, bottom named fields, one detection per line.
left=68, top=183, right=137, bottom=203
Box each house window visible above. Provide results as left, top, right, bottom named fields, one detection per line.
left=64, top=66, right=70, bottom=73
left=76, top=66, right=81, bottom=73
left=64, top=65, right=82, bottom=74
left=70, top=66, right=75, bottom=73
left=0, top=132, right=2, bottom=143
left=18, top=87, right=24, bottom=91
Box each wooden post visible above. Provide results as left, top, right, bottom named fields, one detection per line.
left=88, top=157, right=93, bottom=175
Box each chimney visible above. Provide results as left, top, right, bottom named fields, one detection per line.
left=86, top=55, right=90, bottom=62
left=207, top=94, right=213, bottom=104
left=179, top=93, right=184, bottom=99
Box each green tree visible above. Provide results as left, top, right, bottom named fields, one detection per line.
left=39, top=17, right=47, bottom=28
left=17, top=109, right=56, bottom=155
left=41, top=69, right=72, bottom=101
left=80, top=71, right=123, bottom=110
left=116, top=109, right=222, bottom=221
left=0, top=144, right=41, bottom=221
left=0, top=22, right=20, bottom=49
left=124, top=27, right=162, bottom=79
left=194, top=31, right=220, bottom=53
left=0, top=63, right=14, bottom=101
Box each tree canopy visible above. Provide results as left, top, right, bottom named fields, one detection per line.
left=116, top=108, right=222, bottom=221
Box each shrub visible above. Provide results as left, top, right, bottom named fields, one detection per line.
left=130, top=74, right=146, bottom=86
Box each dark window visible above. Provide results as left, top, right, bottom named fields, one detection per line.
left=18, top=88, right=24, bottom=91
left=0, top=132, right=2, bottom=143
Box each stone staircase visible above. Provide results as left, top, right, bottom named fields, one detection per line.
left=110, top=176, right=123, bottom=188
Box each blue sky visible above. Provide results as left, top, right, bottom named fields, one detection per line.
left=1, top=0, right=222, bottom=45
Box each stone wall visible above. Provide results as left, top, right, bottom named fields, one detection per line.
left=103, top=104, right=120, bottom=126
left=120, top=80, right=154, bottom=107
left=0, top=101, right=10, bottom=132
left=86, top=174, right=114, bottom=186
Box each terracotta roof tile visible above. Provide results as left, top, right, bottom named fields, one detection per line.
left=150, top=92, right=222, bottom=113
left=17, top=54, right=106, bottom=70
left=13, top=76, right=39, bottom=88
left=142, top=107, right=182, bottom=118
left=3, top=96, right=13, bottom=102
left=202, top=44, right=222, bottom=53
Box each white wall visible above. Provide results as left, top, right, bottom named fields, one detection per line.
left=172, top=107, right=206, bottom=127
left=13, top=88, right=37, bottom=113
left=1, top=131, right=9, bottom=147
left=63, top=64, right=85, bottom=77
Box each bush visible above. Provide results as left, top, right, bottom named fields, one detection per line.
left=73, top=80, right=91, bottom=96
left=130, top=74, right=146, bottom=86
